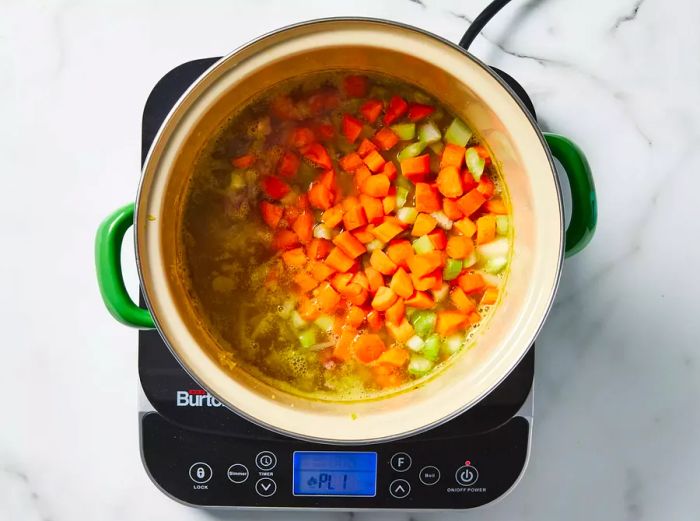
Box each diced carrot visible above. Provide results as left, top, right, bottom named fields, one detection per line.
left=386, top=318, right=415, bottom=343
left=297, top=295, right=320, bottom=321
left=363, top=151, right=387, bottom=173
left=476, top=215, right=497, bottom=245
left=371, top=220, right=403, bottom=243
left=273, top=229, right=300, bottom=250
left=457, top=272, right=485, bottom=294
left=440, top=144, right=466, bottom=169
left=415, top=183, right=442, bottom=213
left=453, top=217, right=477, bottom=237
left=339, top=152, right=364, bottom=173
left=446, top=235, right=474, bottom=259
left=485, top=198, right=508, bottom=214
left=450, top=287, right=475, bottom=313
left=442, top=198, right=464, bottom=220
left=354, top=333, right=386, bottom=363
left=477, top=176, right=495, bottom=198
left=347, top=306, right=367, bottom=328
left=382, top=161, right=397, bottom=181
left=302, top=142, right=332, bottom=169
left=231, top=153, right=255, bottom=168
left=373, top=127, right=399, bottom=151
left=370, top=250, right=398, bottom=276
left=308, top=89, right=340, bottom=114
left=385, top=298, right=405, bottom=325
left=342, top=113, right=363, bottom=143
left=381, top=196, right=395, bottom=215
left=270, top=95, right=298, bottom=120
left=360, top=99, right=383, bottom=123
left=333, top=231, right=366, bottom=259
left=352, top=271, right=369, bottom=290
left=386, top=240, right=414, bottom=268
left=428, top=229, right=447, bottom=250
left=384, top=95, right=408, bottom=125
left=411, top=270, right=440, bottom=291
left=293, top=271, right=319, bottom=292
left=292, top=211, right=314, bottom=244
left=472, top=145, right=491, bottom=162
left=318, top=169, right=337, bottom=193
left=260, top=201, right=283, bottom=228
left=317, top=123, right=335, bottom=141
left=357, top=138, right=378, bottom=158
left=436, top=310, right=469, bottom=336
left=481, top=287, right=499, bottom=305
left=321, top=204, right=344, bottom=228
left=407, top=103, right=434, bottom=122
left=436, top=166, right=464, bottom=198
left=375, top=346, right=410, bottom=366
left=407, top=251, right=444, bottom=278
left=411, top=213, right=437, bottom=236
left=365, top=267, right=385, bottom=293
left=361, top=174, right=390, bottom=197
left=277, top=151, right=300, bottom=178
left=261, top=176, right=290, bottom=199
left=354, top=165, right=372, bottom=192
left=390, top=268, right=414, bottom=298
left=371, top=286, right=398, bottom=311
left=316, top=282, right=341, bottom=313
left=371, top=362, right=401, bottom=388
left=291, top=127, right=315, bottom=148
left=457, top=188, right=486, bottom=216
left=353, top=225, right=376, bottom=244
left=462, top=170, right=478, bottom=192
left=400, top=154, right=431, bottom=181
left=366, top=311, right=382, bottom=331
left=282, top=247, right=307, bottom=268
left=404, top=290, right=434, bottom=309
left=306, top=238, right=332, bottom=260
left=468, top=310, right=482, bottom=325
left=341, top=195, right=360, bottom=212
left=308, top=182, right=333, bottom=210
left=333, top=327, right=356, bottom=362
left=283, top=203, right=302, bottom=226
left=309, top=261, right=335, bottom=282
left=330, top=272, right=354, bottom=292
left=342, top=205, right=368, bottom=231
left=346, top=287, right=369, bottom=306
left=325, top=247, right=355, bottom=272
left=343, top=75, right=368, bottom=98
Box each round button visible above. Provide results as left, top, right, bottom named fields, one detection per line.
left=455, top=465, right=479, bottom=486
left=188, top=462, right=212, bottom=484
left=226, top=463, right=249, bottom=484
left=390, top=452, right=412, bottom=472
left=419, top=465, right=441, bottom=486
left=389, top=478, right=411, bottom=498
left=255, top=451, right=277, bottom=470
left=255, top=477, right=277, bottom=497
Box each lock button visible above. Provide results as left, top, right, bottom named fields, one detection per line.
left=189, top=462, right=213, bottom=484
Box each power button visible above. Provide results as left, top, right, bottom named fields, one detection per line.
left=455, top=465, right=479, bottom=486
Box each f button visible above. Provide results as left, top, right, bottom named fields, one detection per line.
left=390, top=452, right=412, bottom=472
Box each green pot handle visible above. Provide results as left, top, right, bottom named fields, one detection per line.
left=95, top=203, right=155, bottom=329
left=543, top=133, right=597, bottom=257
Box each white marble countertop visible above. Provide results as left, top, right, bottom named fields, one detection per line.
left=2, top=0, right=699, bottom=519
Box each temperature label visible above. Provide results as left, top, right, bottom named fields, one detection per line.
left=292, top=452, right=377, bottom=497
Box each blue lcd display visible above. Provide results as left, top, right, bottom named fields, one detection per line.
left=292, top=452, right=377, bottom=497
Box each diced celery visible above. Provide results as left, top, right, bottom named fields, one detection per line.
left=280, top=191, right=298, bottom=206
left=480, top=271, right=501, bottom=287
left=314, top=315, right=334, bottom=333
left=406, top=335, right=425, bottom=352
left=290, top=310, right=308, bottom=330
left=443, top=258, right=463, bottom=281
left=465, top=147, right=485, bottom=180
left=432, top=283, right=449, bottom=302
left=444, top=118, right=472, bottom=147
left=412, top=235, right=434, bottom=254
left=397, top=141, right=427, bottom=161
left=483, top=256, right=508, bottom=274
left=462, top=251, right=477, bottom=268
left=422, top=334, right=441, bottom=361
left=405, top=307, right=417, bottom=319
left=443, top=333, right=465, bottom=355
left=391, top=123, right=416, bottom=141
left=298, top=328, right=317, bottom=349
left=397, top=207, right=418, bottom=224
left=313, top=224, right=333, bottom=240
left=496, top=215, right=509, bottom=235
left=366, top=239, right=384, bottom=252
left=408, top=355, right=434, bottom=376
left=429, top=141, right=445, bottom=156
left=396, top=175, right=412, bottom=190
left=411, top=310, right=437, bottom=338
left=396, top=186, right=410, bottom=208
left=277, top=299, right=295, bottom=318
left=229, top=170, right=246, bottom=190
left=430, top=211, right=453, bottom=230
left=476, top=237, right=509, bottom=258
left=418, top=121, right=441, bottom=144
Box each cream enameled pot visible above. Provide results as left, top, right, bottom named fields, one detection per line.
left=96, top=19, right=596, bottom=444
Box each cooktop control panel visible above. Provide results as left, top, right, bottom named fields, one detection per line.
left=141, top=413, right=529, bottom=509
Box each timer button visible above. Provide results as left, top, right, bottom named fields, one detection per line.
left=419, top=465, right=441, bottom=486
left=455, top=465, right=479, bottom=486
left=390, top=452, right=412, bottom=472
left=188, top=462, right=213, bottom=484
left=389, top=478, right=411, bottom=498
left=255, top=477, right=277, bottom=497
left=255, top=451, right=277, bottom=470
left=226, top=463, right=249, bottom=484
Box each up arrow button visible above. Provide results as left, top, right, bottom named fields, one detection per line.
left=389, top=479, right=411, bottom=498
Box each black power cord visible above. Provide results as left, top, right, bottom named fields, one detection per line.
left=459, top=0, right=513, bottom=51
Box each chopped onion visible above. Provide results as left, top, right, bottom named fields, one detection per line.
left=430, top=211, right=453, bottom=230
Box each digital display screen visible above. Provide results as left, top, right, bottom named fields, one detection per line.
left=292, top=451, right=377, bottom=497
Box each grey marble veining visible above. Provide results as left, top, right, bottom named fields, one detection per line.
left=1, top=0, right=699, bottom=519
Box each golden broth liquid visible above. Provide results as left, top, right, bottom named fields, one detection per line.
left=180, top=71, right=510, bottom=401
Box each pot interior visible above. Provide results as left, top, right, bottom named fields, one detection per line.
left=136, top=19, right=562, bottom=443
